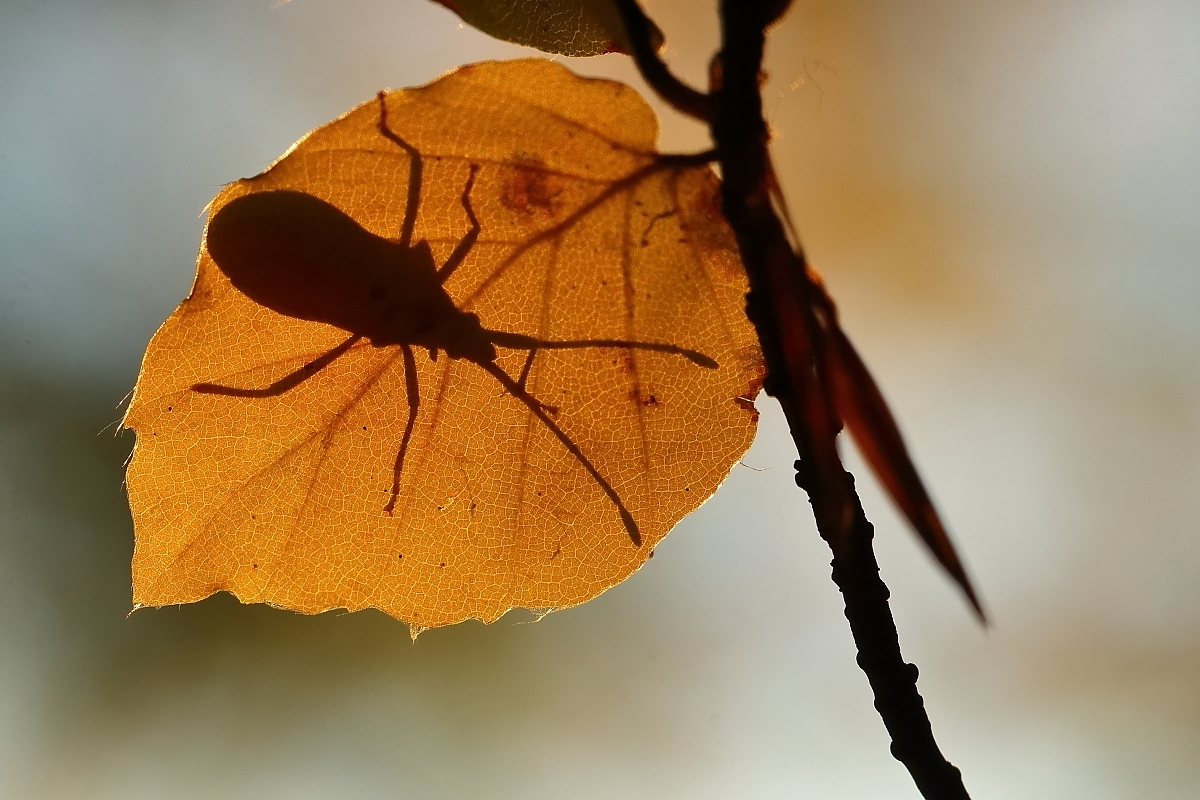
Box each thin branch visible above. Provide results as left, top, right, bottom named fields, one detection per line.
left=709, top=3, right=974, bottom=796
left=612, top=0, right=712, bottom=122
left=626, top=0, right=975, bottom=797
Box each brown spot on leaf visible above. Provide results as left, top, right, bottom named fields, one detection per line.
left=685, top=173, right=739, bottom=255
left=734, top=369, right=764, bottom=416
left=500, top=155, right=563, bottom=219
left=628, top=387, right=659, bottom=407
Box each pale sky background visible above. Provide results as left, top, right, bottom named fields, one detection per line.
left=1, top=1, right=1198, bottom=798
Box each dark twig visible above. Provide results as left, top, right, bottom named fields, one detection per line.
left=712, top=3, right=972, bottom=796
left=829, top=477, right=971, bottom=799
left=612, top=0, right=711, bottom=121
left=619, top=0, right=975, bottom=796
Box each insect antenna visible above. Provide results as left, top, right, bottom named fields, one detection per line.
left=478, top=360, right=642, bottom=546
left=436, top=163, right=481, bottom=283
left=376, top=91, right=422, bottom=249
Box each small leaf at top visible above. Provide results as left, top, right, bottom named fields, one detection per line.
left=431, top=0, right=663, bottom=57
left=123, top=59, right=763, bottom=629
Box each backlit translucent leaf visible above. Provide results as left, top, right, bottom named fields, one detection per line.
left=123, top=59, right=762, bottom=629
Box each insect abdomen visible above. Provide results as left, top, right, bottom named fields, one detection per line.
left=207, top=191, right=411, bottom=337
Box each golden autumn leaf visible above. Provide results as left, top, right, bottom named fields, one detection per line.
left=430, top=0, right=662, bottom=57
left=123, top=59, right=763, bottom=630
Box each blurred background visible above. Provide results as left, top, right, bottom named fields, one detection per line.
left=1, top=0, right=1198, bottom=797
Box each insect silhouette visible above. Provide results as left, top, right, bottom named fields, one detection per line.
left=192, top=93, right=717, bottom=546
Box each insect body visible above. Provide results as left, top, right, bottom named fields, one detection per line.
left=194, top=94, right=716, bottom=545
left=205, top=189, right=493, bottom=363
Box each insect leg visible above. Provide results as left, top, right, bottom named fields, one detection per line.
left=435, top=164, right=481, bottom=284
left=384, top=343, right=421, bottom=515
left=515, top=348, right=538, bottom=390
left=501, top=348, right=560, bottom=415
left=376, top=91, right=422, bottom=249
left=478, top=360, right=641, bottom=546
left=485, top=330, right=717, bottom=369
left=192, top=334, right=363, bottom=398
